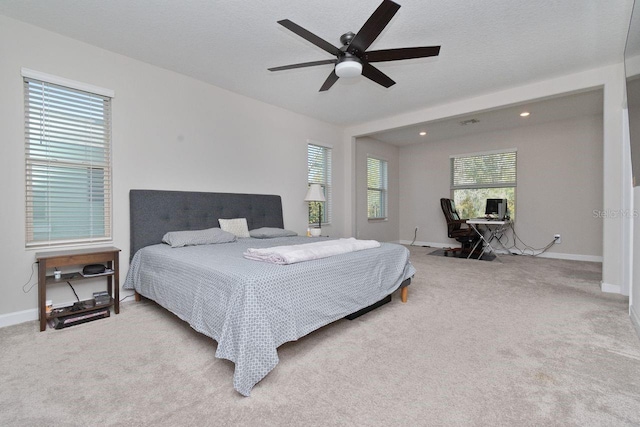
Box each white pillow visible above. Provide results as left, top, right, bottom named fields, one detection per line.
left=219, top=218, right=251, bottom=238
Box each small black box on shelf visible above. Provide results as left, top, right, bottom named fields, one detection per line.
left=93, top=291, right=110, bottom=306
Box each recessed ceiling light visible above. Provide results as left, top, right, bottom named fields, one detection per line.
left=419, top=131, right=427, bottom=136
left=520, top=112, right=530, bottom=117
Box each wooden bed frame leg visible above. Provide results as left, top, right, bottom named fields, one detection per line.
left=134, top=291, right=141, bottom=302
left=400, top=287, right=408, bottom=303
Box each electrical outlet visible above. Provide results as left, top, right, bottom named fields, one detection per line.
left=554, top=234, right=561, bottom=244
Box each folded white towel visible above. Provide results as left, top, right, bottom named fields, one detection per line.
left=243, top=237, right=381, bottom=265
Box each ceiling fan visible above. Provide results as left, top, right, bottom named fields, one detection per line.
left=268, top=0, right=441, bottom=91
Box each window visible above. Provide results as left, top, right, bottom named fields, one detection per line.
left=450, top=149, right=517, bottom=219
left=23, top=70, right=113, bottom=247
left=307, top=143, right=332, bottom=225
left=367, top=156, right=388, bottom=220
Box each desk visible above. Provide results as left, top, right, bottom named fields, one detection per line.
left=466, top=219, right=511, bottom=260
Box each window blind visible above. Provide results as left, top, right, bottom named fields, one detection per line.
left=24, top=77, right=112, bottom=247
left=451, top=150, right=517, bottom=189
left=367, top=156, right=388, bottom=219
left=307, top=143, right=332, bottom=224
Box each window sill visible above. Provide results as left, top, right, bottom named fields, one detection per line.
left=368, top=218, right=388, bottom=222
left=25, top=239, right=113, bottom=251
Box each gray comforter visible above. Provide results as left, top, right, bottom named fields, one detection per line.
left=123, top=236, right=415, bottom=396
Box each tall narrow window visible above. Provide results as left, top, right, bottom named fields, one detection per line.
left=450, top=149, right=517, bottom=219
left=367, top=156, right=388, bottom=220
left=307, top=143, right=332, bottom=225
left=24, top=71, right=113, bottom=247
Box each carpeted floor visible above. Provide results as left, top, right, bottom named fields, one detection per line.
left=427, top=247, right=496, bottom=261
left=1, top=246, right=639, bottom=426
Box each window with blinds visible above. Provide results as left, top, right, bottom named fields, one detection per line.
left=307, top=143, right=332, bottom=225
left=450, top=149, right=517, bottom=219
left=367, top=156, right=388, bottom=220
left=24, top=76, right=112, bottom=247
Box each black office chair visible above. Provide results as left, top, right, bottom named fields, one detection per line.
left=440, top=198, right=480, bottom=256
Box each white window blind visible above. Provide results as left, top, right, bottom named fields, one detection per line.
left=367, top=156, right=388, bottom=219
left=307, top=143, right=332, bottom=224
left=24, top=77, right=112, bottom=247
left=450, top=149, right=517, bottom=219
left=451, top=150, right=517, bottom=189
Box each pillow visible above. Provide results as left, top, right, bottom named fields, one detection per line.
left=249, top=227, right=298, bottom=239
left=162, top=227, right=236, bottom=248
left=218, top=218, right=251, bottom=238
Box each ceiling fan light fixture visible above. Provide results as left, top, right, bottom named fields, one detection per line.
left=335, top=59, right=363, bottom=78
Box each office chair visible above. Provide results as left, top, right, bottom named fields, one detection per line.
left=440, top=198, right=480, bottom=256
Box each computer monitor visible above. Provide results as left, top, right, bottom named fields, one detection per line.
left=485, top=198, right=508, bottom=219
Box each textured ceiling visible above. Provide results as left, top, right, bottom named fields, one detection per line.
left=0, top=0, right=634, bottom=127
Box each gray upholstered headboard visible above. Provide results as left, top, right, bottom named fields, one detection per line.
left=129, top=189, right=285, bottom=260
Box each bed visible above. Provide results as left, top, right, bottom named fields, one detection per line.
left=123, top=189, right=415, bottom=396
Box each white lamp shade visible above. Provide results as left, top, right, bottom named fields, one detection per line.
left=335, top=60, right=362, bottom=78
left=305, top=184, right=326, bottom=202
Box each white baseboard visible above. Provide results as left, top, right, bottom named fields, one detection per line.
left=0, top=308, right=38, bottom=328
left=399, top=240, right=451, bottom=248
left=601, top=281, right=622, bottom=294
left=631, top=305, right=640, bottom=340
left=535, top=252, right=603, bottom=263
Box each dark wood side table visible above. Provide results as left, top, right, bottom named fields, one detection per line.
left=36, top=246, right=120, bottom=331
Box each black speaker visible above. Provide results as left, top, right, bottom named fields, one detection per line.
left=82, top=264, right=106, bottom=275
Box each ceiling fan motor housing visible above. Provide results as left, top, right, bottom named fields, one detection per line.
left=340, top=31, right=356, bottom=47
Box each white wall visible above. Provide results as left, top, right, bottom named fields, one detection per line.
left=355, top=137, right=400, bottom=242
left=398, top=114, right=604, bottom=259
left=601, top=64, right=630, bottom=294
left=626, top=55, right=640, bottom=336
left=0, top=16, right=345, bottom=322
left=632, top=186, right=640, bottom=336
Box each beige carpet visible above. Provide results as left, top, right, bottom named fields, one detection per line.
left=1, top=246, right=639, bottom=426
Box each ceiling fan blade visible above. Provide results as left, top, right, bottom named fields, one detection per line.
left=365, top=46, right=441, bottom=62
left=277, top=19, right=342, bottom=57
left=319, top=70, right=339, bottom=92
left=268, top=59, right=336, bottom=72
left=361, top=62, right=395, bottom=88
left=348, top=0, right=401, bottom=56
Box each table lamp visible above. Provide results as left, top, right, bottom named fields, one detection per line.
left=305, top=184, right=326, bottom=236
